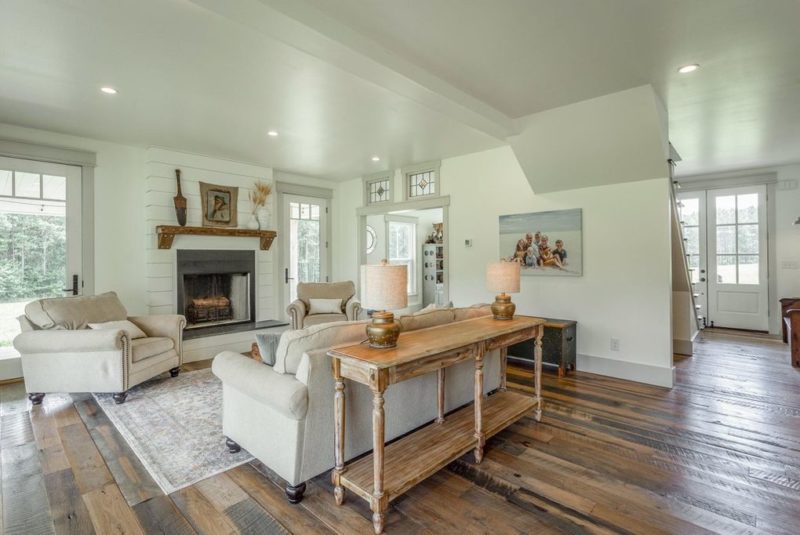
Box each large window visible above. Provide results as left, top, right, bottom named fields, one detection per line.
left=388, top=220, right=416, bottom=295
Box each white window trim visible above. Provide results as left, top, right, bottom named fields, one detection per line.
left=362, top=171, right=394, bottom=206
left=402, top=160, right=441, bottom=201
left=385, top=215, right=418, bottom=297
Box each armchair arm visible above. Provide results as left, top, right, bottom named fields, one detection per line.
left=345, top=298, right=362, bottom=321
left=128, top=315, right=186, bottom=364
left=212, top=351, right=308, bottom=420
left=13, top=329, right=126, bottom=354
left=286, top=300, right=307, bottom=330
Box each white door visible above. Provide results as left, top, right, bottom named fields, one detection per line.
left=0, top=156, right=82, bottom=355
left=677, top=191, right=708, bottom=327
left=707, top=185, right=768, bottom=330
left=281, top=194, right=329, bottom=312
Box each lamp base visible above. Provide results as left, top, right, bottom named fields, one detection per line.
left=366, top=311, right=401, bottom=348
left=491, top=293, right=516, bottom=320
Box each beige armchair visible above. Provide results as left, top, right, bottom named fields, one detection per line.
left=286, top=281, right=361, bottom=329
left=13, top=292, right=186, bottom=405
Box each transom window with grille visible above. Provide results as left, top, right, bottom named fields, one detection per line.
left=367, top=178, right=391, bottom=204
left=402, top=161, right=440, bottom=200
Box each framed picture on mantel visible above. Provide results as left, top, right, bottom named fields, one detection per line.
left=200, top=182, right=238, bottom=228
left=499, top=208, right=583, bottom=276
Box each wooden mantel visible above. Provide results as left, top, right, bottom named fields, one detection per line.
left=156, top=225, right=277, bottom=250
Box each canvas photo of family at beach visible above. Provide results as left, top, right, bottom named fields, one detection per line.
left=499, top=208, right=582, bottom=276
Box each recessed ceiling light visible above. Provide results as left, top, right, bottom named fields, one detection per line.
left=677, top=64, right=699, bottom=74
left=371, top=156, right=380, bottom=162
left=100, top=86, right=118, bottom=95
left=267, top=130, right=279, bottom=137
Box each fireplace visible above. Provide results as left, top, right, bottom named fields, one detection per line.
left=176, top=250, right=256, bottom=330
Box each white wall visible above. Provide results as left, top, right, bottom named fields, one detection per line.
left=334, top=146, right=674, bottom=387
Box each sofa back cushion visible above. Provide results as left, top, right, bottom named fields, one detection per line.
left=398, top=308, right=455, bottom=332
left=453, top=304, right=493, bottom=322
left=274, top=319, right=370, bottom=374
left=297, top=281, right=354, bottom=310
left=24, top=291, right=128, bottom=330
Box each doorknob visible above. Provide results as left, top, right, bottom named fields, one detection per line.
left=62, top=274, right=79, bottom=296
left=700, top=277, right=706, bottom=282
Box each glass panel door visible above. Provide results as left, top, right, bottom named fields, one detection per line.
left=706, top=185, right=768, bottom=330
left=0, top=156, right=82, bottom=356
left=677, top=191, right=707, bottom=327
left=282, top=194, right=328, bottom=309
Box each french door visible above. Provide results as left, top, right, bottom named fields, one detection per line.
left=678, top=185, right=768, bottom=331
left=281, top=194, right=329, bottom=312
left=0, top=156, right=82, bottom=354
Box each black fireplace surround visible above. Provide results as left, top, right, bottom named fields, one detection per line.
left=176, top=250, right=256, bottom=330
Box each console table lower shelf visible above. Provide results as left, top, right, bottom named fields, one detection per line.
left=338, top=390, right=536, bottom=504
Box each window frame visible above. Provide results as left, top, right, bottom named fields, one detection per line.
left=385, top=215, right=418, bottom=296
left=362, top=171, right=394, bottom=206
left=401, top=160, right=441, bottom=201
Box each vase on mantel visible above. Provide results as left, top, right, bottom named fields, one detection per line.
left=246, top=214, right=259, bottom=230
left=256, top=208, right=271, bottom=229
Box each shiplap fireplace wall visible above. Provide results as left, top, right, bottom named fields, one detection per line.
left=144, top=148, right=276, bottom=322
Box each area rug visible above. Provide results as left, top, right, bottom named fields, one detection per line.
left=93, top=368, right=253, bottom=494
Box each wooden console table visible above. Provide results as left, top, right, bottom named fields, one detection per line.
left=328, top=315, right=545, bottom=534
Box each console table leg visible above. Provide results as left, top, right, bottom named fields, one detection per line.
left=372, top=387, right=386, bottom=534
left=534, top=325, right=544, bottom=422
left=474, top=346, right=485, bottom=463
left=333, top=359, right=346, bottom=505
left=436, top=368, right=445, bottom=424
left=499, top=346, right=508, bottom=391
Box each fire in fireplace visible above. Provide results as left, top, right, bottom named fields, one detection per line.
left=176, top=250, right=256, bottom=330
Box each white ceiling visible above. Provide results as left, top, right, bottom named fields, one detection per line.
left=1, top=0, right=799, bottom=179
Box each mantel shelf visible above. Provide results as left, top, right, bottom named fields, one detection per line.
left=156, top=225, right=277, bottom=250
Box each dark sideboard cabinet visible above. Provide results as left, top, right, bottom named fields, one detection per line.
left=508, top=318, right=577, bottom=376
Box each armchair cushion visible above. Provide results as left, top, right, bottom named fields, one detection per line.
left=24, top=291, right=128, bottom=330
left=89, top=320, right=147, bottom=339
left=131, top=337, right=175, bottom=363
left=297, top=281, right=355, bottom=309
left=308, top=298, right=343, bottom=315
left=303, top=313, right=347, bottom=328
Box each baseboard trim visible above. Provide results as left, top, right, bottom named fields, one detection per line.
left=577, top=353, right=674, bottom=388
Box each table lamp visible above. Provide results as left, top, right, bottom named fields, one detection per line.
left=486, top=260, right=521, bottom=320
left=361, top=260, right=408, bottom=348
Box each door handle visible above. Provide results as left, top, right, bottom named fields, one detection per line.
left=285, top=268, right=295, bottom=284
left=62, top=274, right=79, bottom=296
left=700, top=277, right=706, bottom=282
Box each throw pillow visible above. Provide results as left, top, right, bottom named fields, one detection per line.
left=88, top=320, right=147, bottom=339
left=308, top=298, right=343, bottom=315
left=255, top=332, right=281, bottom=366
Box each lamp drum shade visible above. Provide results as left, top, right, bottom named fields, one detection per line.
left=486, top=261, right=521, bottom=294
left=360, top=263, right=408, bottom=311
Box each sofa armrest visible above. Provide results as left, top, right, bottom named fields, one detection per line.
left=13, top=329, right=127, bottom=354
left=345, top=298, right=362, bottom=321
left=287, top=300, right=307, bottom=330
left=128, top=315, right=186, bottom=363
left=212, top=351, right=308, bottom=420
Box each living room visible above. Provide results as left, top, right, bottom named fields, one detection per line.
left=1, top=1, right=799, bottom=534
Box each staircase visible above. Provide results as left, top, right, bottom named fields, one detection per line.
left=669, top=159, right=702, bottom=356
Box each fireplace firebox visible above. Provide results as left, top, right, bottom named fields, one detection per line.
left=176, top=250, right=256, bottom=330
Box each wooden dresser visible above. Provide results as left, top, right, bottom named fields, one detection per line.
left=328, top=315, right=545, bottom=534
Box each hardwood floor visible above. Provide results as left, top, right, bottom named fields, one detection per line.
left=1, top=331, right=798, bottom=534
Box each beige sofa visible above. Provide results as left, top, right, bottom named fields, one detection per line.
left=13, top=292, right=186, bottom=405
left=286, top=281, right=362, bottom=329
left=212, top=305, right=497, bottom=503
